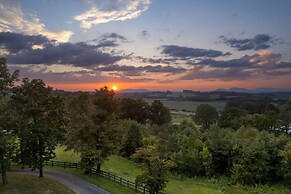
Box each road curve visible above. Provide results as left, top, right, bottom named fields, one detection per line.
left=10, top=168, right=109, bottom=194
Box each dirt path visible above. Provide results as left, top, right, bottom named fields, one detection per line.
left=10, top=168, right=109, bottom=194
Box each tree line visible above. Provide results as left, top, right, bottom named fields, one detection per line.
left=1, top=57, right=291, bottom=193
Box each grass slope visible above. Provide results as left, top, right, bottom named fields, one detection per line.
left=54, top=146, right=80, bottom=163
left=54, top=146, right=291, bottom=194
left=171, top=114, right=192, bottom=123
left=0, top=174, right=74, bottom=194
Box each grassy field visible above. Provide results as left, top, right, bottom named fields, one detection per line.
left=54, top=147, right=291, bottom=194
left=145, top=99, right=226, bottom=112
left=0, top=173, right=74, bottom=194
left=54, top=146, right=80, bottom=163
left=171, top=114, right=192, bottom=123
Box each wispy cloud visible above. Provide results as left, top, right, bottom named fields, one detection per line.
left=75, top=0, right=151, bottom=29
left=0, top=0, right=73, bottom=42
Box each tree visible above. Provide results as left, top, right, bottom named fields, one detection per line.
left=132, top=148, right=175, bottom=194
left=218, top=107, right=247, bottom=129
left=0, top=58, right=19, bottom=96
left=250, top=113, right=279, bottom=131
left=205, top=126, right=235, bottom=175
left=11, top=79, right=67, bottom=177
left=150, top=100, right=171, bottom=125
left=0, top=57, right=18, bottom=184
left=231, top=132, right=270, bottom=184
left=193, top=104, right=218, bottom=130
left=119, top=98, right=150, bottom=124
left=66, top=87, right=119, bottom=172
left=118, top=120, right=143, bottom=157
left=279, top=142, right=291, bottom=184
left=279, top=103, right=291, bottom=133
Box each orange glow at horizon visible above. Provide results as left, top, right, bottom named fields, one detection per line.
left=46, top=75, right=291, bottom=92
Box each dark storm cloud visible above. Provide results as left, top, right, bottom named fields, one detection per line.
left=0, top=32, right=51, bottom=53
left=160, top=45, right=230, bottom=58
left=0, top=32, right=124, bottom=67
left=220, top=34, right=274, bottom=51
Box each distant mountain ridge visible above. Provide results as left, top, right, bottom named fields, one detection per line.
left=216, top=87, right=291, bottom=93
left=117, top=87, right=291, bottom=94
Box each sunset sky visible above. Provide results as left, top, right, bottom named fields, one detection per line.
left=1, top=0, right=291, bottom=91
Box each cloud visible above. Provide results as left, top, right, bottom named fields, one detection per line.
left=0, top=0, right=73, bottom=42
left=75, top=0, right=151, bottom=29
left=160, top=45, right=230, bottom=58
left=195, top=57, right=256, bottom=68
left=180, top=67, right=252, bottom=81
left=8, top=65, right=152, bottom=85
left=220, top=34, right=274, bottom=51
left=139, top=30, right=150, bottom=38
left=180, top=50, right=291, bottom=81
left=1, top=32, right=123, bottom=68
left=0, top=32, right=50, bottom=53
left=95, top=32, right=127, bottom=47
left=95, top=64, right=187, bottom=76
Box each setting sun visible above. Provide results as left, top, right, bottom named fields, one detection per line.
left=112, top=86, right=118, bottom=91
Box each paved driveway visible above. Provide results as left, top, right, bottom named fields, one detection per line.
left=10, top=168, right=109, bottom=194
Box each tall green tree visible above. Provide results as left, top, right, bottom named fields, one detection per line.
left=193, top=104, right=218, bottom=130
left=132, top=148, right=175, bottom=194
left=0, top=57, right=18, bottom=184
left=218, top=107, right=247, bottom=129
left=119, top=98, right=150, bottom=124
left=11, top=79, right=67, bottom=177
left=0, top=58, right=19, bottom=97
left=118, top=120, right=143, bottom=157
left=150, top=100, right=171, bottom=125
left=66, top=87, right=119, bottom=172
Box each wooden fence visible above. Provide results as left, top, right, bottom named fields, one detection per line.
left=43, top=160, right=162, bottom=194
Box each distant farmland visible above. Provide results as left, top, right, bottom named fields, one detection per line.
left=145, top=99, right=226, bottom=112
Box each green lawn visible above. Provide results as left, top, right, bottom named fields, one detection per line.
left=102, top=155, right=142, bottom=181
left=54, top=146, right=291, bottom=194
left=171, top=114, right=192, bottom=123
left=54, top=146, right=80, bottom=163
left=0, top=173, right=74, bottom=194
left=145, top=99, right=226, bottom=112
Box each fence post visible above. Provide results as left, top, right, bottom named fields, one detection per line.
left=64, top=162, right=66, bottom=169
left=143, top=186, right=146, bottom=194
left=51, top=161, right=54, bottom=167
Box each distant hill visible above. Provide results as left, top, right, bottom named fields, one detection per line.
left=216, top=87, right=291, bottom=94
left=118, top=89, right=151, bottom=93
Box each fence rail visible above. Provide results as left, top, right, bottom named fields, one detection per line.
left=43, top=160, right=161, bottom=194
